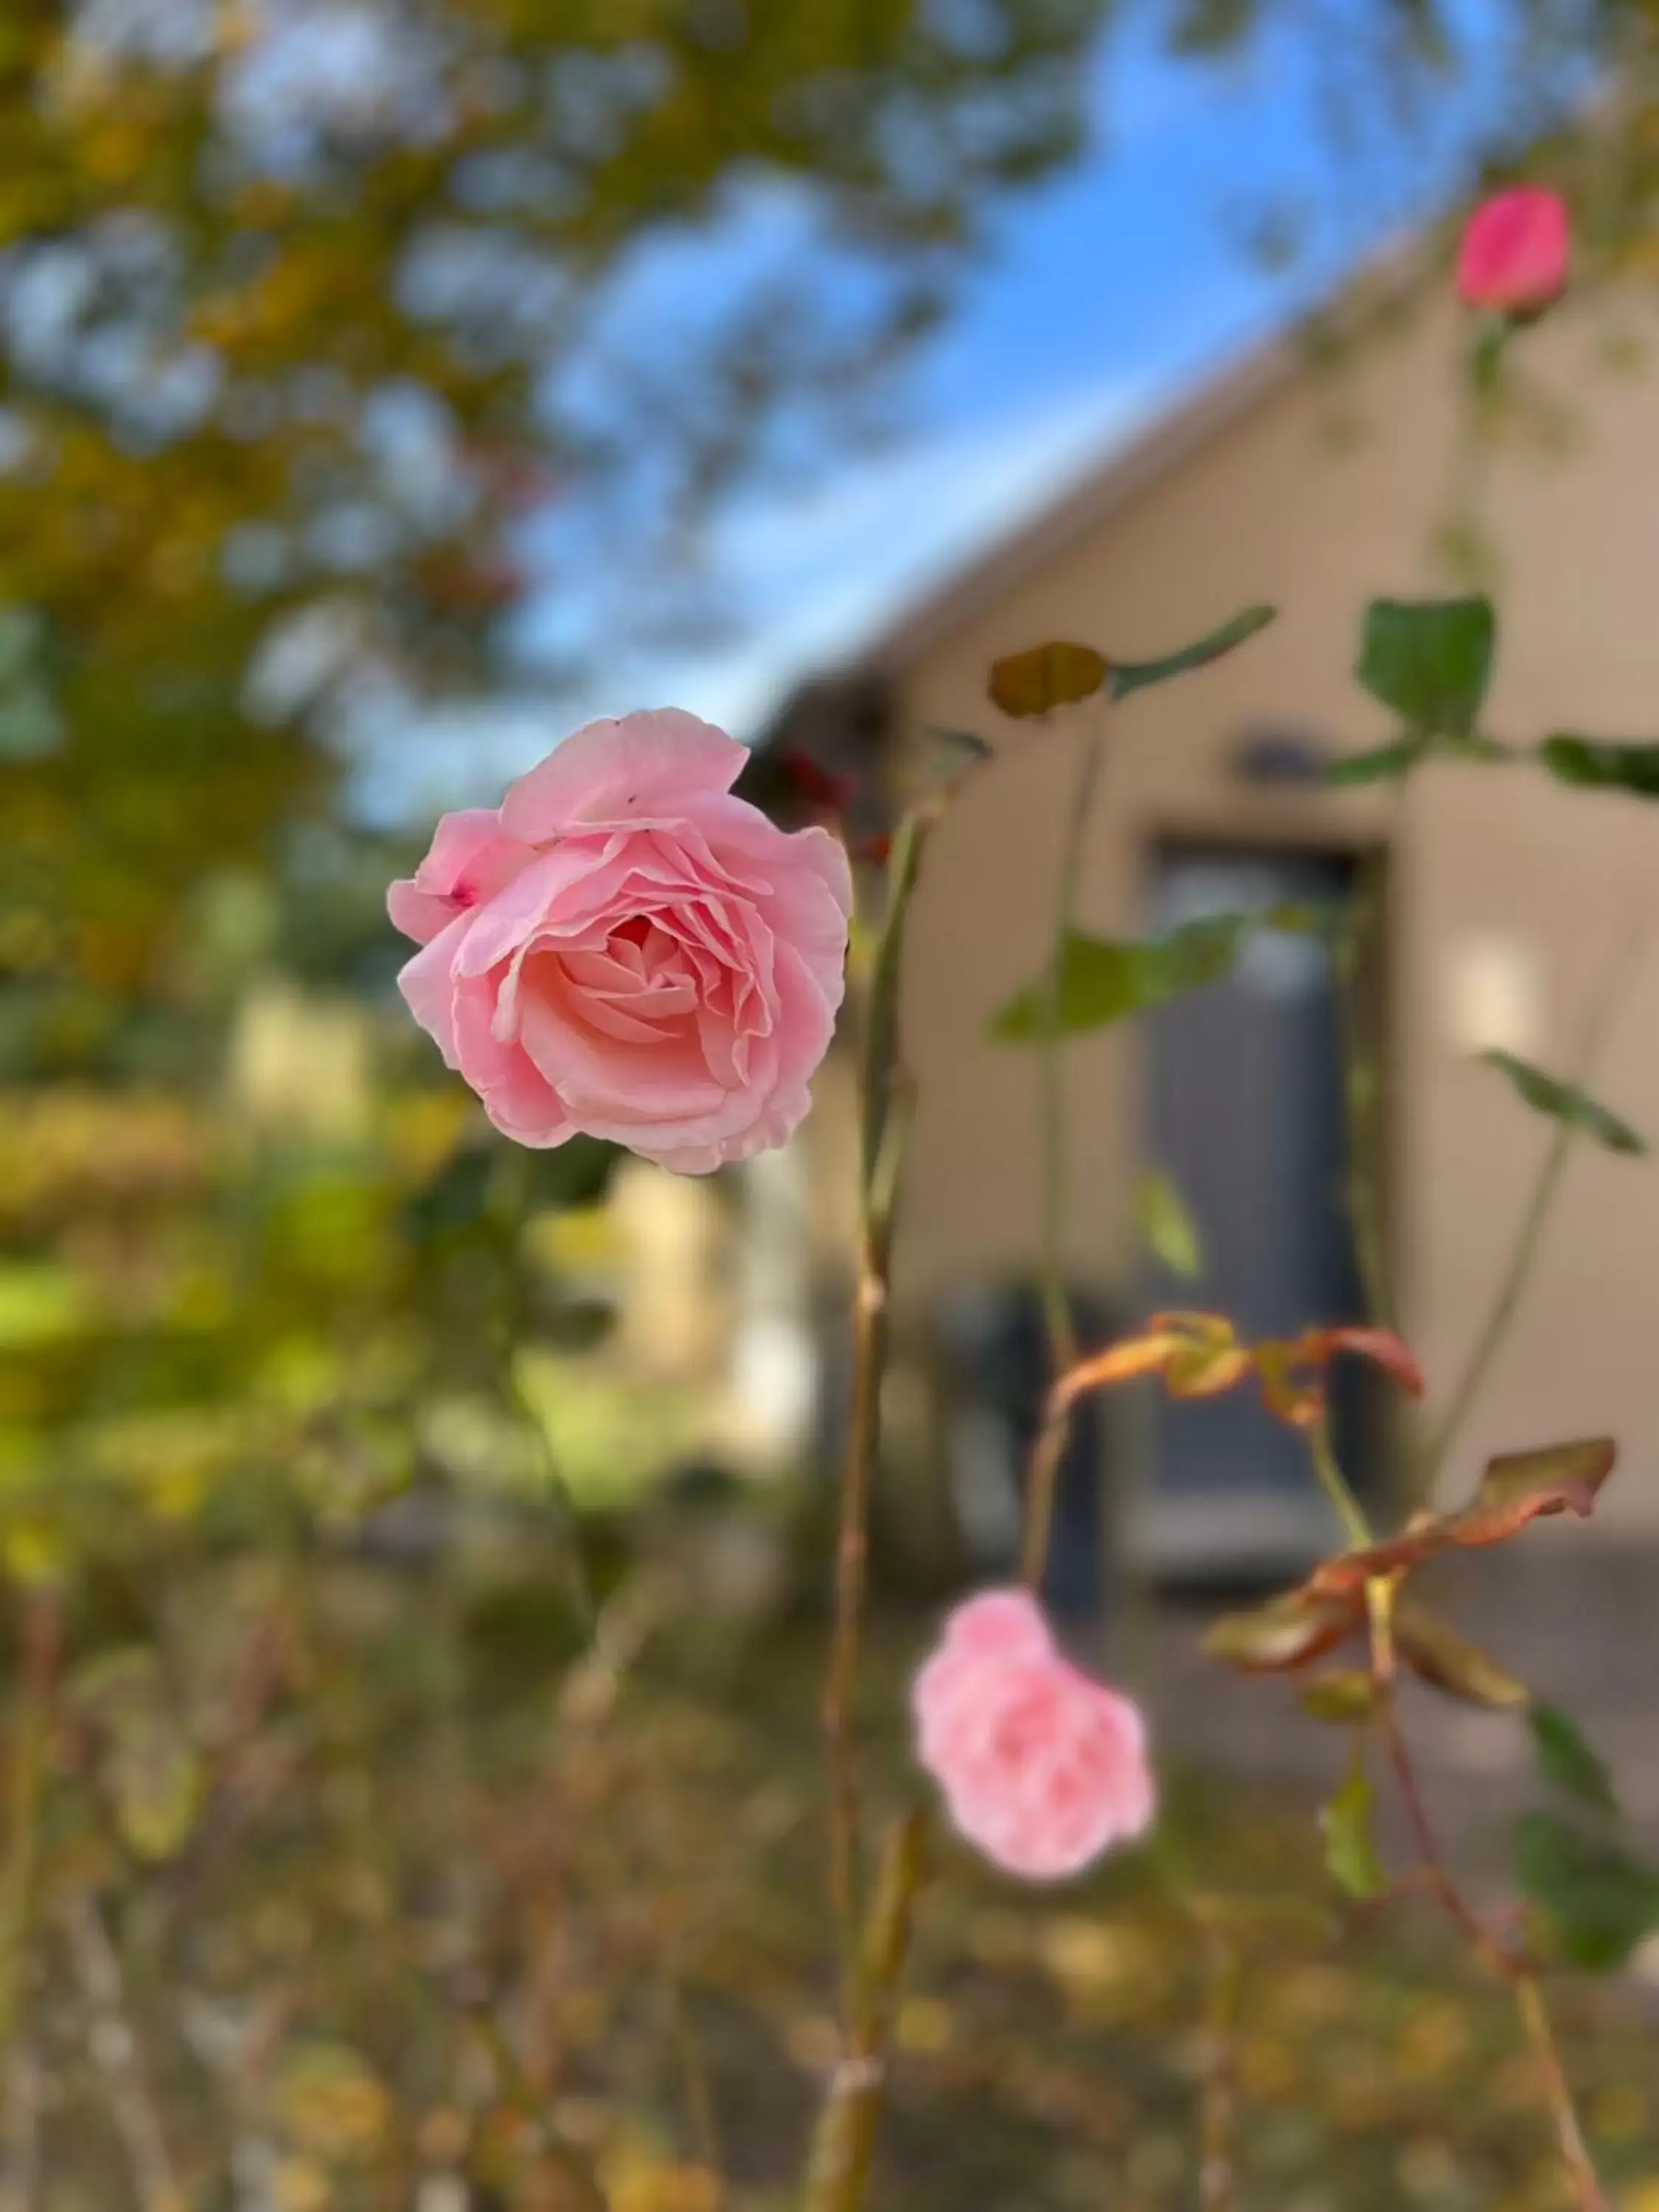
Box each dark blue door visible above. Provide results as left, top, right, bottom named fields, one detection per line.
left=1141, top=845, right=1372, bottom=1576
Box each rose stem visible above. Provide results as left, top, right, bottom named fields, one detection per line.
left=1035, top=709, right=1108, bottom=1379
left=1420, top=925, right=1646, bottom=1495
left=801, top=1810, right=928, bottom=2212
left=1302, top=1418, right=1605, bottom=2208
left=822, top=808, right=926, bottom=2006
left=1332, top=851, right=1396, bottom=1336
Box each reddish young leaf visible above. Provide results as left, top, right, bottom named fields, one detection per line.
left=1056, top=1312, right=1238, bottom=1408
left=1301, top=1326, right=1426, bottom=1399
left=1307, top=1437, right=1616, bottom=1597
left=1254, top=1341, right=1325, bottom=1430
left=1251, top=1324, right=1425, bottom=1432
left=1201, top=1587, right=1366, bottom=1674
left=987, top=641, right=1109, bottom=719
left=1164, top=1340, right=1254, bottom=1399
left=1054, top=1329, right=1188, bottom=1408
left=1054, top=1311, right=1425, bottom=1430
left=1457, top=1436, right=1617, bottom=1544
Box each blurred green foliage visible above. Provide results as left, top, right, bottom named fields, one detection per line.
left=0, top=0, right=1107, bottom=1029
left=0, top=0, right=1111, bottom=1975
left=0, top=16, right=1133, bottom=2177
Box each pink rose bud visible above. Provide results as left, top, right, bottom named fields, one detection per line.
left=913, top=1589, right=1155, bottom=1881
left=1455, top=187, right=1569, bottom=314
left=389, top=709, right=852, bottom=1172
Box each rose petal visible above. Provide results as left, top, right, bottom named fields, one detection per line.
left=391, top=709, right=848, bottom=1172
left=396, top=916, right=470, bottom=1067
left=500, top=710, right=748, bottom=841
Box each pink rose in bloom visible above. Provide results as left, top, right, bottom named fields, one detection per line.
left=389, top=710, right=852, bottom=1172
left=913, top=1589, right=1155, bottom=1881
left=1456, top=187, right=1569, bottom=314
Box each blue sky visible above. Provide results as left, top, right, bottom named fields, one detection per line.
left=374, top=0, right=1537, bottom=815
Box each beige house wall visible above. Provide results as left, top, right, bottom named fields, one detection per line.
left=876, top=288, right=1659, bottom=1533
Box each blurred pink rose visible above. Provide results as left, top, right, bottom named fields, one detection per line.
left=1456, top=187, right=1568, bottom=313
left=389, top=709, right=852, bottom=1172
left=913, top=1589, right=1155, bottom=1881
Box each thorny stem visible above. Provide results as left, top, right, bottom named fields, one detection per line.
left=1422, top=928, right=1647, bottom=1493
left=1019, top=1385, right=1074, bottom=1590
left=1019, top=1326, right=1157, bottom=1592
left=1422, top=1117, right=1571, bottom=1486
left=494, top=1144, right=598, bottom=1637
left=1304, top=1414, right=1373, bottom=1553
left=808, top=782, right=978, bottom=2212
left=1516, top=1972, right=1607, bottom=2212
left=1036, top=712, right=1108, bottom=1377
left=1373, top=1681, right=1515, bottom=1978
left=1301, top=1422, right=1607, bottom=2208
left=1032, top=706, right=1164, bottom=1674
left=1431, top=352, right=1499, bottom=593
left=801, top=1812, right=928, bottom=2212
left=1373, top=1683, right=1604, bottom=2207
left=0, top=1593, right=59, bottom=2074
left=823, top=810, right=926, bottom=2009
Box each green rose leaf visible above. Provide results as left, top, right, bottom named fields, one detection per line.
left=1528, top=1700, right=1618, bottom=1815
left=1321, top=1762, right=1388, bottom=1900
left=1298, top=1669, right=1377, bottom=1725
left=1394, top=1606, right=1529, bottom=1709
left=1324, top=737, right=1430, bottom=787
left=991, top=917, right=1245, bottom=1041
left=1481, top=1050, right=1648, bottom=1157
left=1135, top=1168, right=1203, bottom=1279
left=1354, top=596, right=1495, bottom=737
left=1514, top=1809, right=1659, bottom=1972
left=923, top=723, right=993, bottom=759
left=992, top=903, right=1327, bottom=1043
left=1201, top=1589, right=1365, bottom=1674
left=1539, top=735, right=1659, bottom=798
left=1108, top=604, right=1276, bottom=700
left=1307, top=1438, right=1616, bottom=1598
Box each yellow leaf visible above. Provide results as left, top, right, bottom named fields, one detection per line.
left=986, top=640, right=1108, bottom=718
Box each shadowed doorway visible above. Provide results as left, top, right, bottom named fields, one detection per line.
left=1138, top=841, right=1380, bottom=1581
